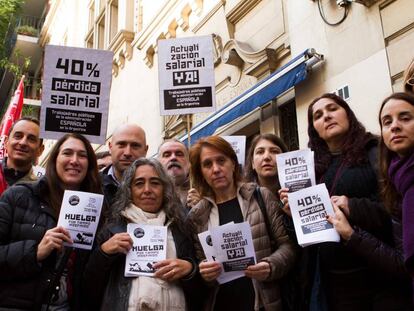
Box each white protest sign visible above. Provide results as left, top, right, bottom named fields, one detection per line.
left=276, top=149, right=316, bottom=192
left=125, top=224, right=167, bottom=277
left=222, top=136, right=246, bottom=167
left=32, top=165, right=45, bottom=178
left=210, top=222, right=256, bottom=273
left=198, top=222, right=243, bottom=284
left=57, top=190, right=104, bottom=250
left=157, top=35, right=216, bottom=115
left=287, top=183, right=340, bottom=247
left=40, top=45, right=113, bottom=144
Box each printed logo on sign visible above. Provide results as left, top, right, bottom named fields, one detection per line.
left=68, top=195, right=80, bottom=206
left=134, top=227, right=145, bottom=238
left=227, top=247, right=246, bottom=260
left=206, top=235, right=213, bottom=246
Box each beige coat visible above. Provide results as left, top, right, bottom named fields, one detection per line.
left=188, top=182, right=296, bottom=311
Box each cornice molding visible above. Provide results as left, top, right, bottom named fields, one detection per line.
left=226, top=0, right=261, bottom=24
left=110, top=30, right=135, bottom=76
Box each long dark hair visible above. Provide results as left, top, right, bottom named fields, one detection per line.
left=307, top=93, right=377, bottom=177
left=244, top=133, right=288, bottom=183
left=378, top=92, right=414, bottom=216
left=110, top=158, right=189, bottom=234
left=189, top=136, right=241, bottom=198
left=45, top=133, right=102, bottom=212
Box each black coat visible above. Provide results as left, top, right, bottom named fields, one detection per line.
left=0, top=178, right=90, bottom=310
left=83, top=219, right=206, bottom=311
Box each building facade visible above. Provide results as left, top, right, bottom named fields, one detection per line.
left=37, top=0, right=413, bottom=159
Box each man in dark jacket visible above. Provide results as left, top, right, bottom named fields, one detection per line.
left=0, top=117, right=44, bottom=196
left=101, top=124, right=148, bottom=206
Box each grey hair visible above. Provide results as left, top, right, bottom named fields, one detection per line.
left=109, top=158, right=188, bottom=232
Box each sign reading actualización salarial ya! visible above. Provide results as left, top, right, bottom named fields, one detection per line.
left=158, top=35, right=216, bottom=115
left=40, top=45, right=113, bottom=144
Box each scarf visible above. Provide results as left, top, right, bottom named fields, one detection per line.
left=122, top=204, right=186, bottom=311
left=388, top=153, right=414, bottom=273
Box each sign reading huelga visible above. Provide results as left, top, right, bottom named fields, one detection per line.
left=158, top=36, right=216, bottom=115
left=40, top=45, right=113, bottom=144
left=57, top=190, right=104, bottom=250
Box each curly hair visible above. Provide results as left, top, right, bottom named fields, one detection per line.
left=378, top=92, right=414, bottom=216
left=244, top=133, right=288, bottom=183
left=109, top=158, right=189, bottom=234
left=307, top=93, right=377, bottom=177
left=45, top=133, right=102, bottom=212
left=189, top=136, right=241, bottom=198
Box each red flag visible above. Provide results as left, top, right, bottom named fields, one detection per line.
left=0, top=75, right=25, bottom=160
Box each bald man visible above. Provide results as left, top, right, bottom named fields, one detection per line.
left=101, top=124, right=148, bottom=205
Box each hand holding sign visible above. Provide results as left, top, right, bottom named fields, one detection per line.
left=244, top=261, right=271, bottom=281
left=153, top=258, right=193, bottom=282
left=199, top=260, right=222, bottom=282
left=101, top=232, right=133, bottom=255
left=326, top=200, right=354, bottom=241
left=37, top=226, right=73, bottom=261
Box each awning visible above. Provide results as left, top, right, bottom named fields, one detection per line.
left=180, top=48, right=323, bottom=145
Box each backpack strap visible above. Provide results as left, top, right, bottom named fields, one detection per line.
left=253, top=186, right=277, bottom=252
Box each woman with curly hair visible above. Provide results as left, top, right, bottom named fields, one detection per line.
left=83, top=158, right=204, bottom=311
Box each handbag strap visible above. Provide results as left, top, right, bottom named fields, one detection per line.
left=253, top=186, right=277, bottom=252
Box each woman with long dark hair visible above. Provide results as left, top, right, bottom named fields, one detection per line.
left=244, top=133, right=288, bottom=195
left=0, top=133, right=102, bottom=310
left=280, top=93, right=409, bottom=310
left=83, top=158, right=204, bottom=311
left=324, top=92, right=414, bottom=308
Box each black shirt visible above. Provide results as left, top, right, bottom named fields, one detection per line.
left=214, top=197, right=255, bottom=311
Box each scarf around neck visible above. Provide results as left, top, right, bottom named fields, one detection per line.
left=388, top=152, right=414, bottom=272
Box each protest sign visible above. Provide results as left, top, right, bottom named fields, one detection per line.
left=32, top=165, right=45, bottom=178
left=40, top=45, right=113, bottom=144
left=125, top=224, right=167, bottom=277
left=276, top=149, right=316, bottom=192
left=211, top=222, right=256, bottom=272
left=222, top=135, right=246, bottom=167
left=287, top=183, right=340, bottom=247
left=158, top=35, right=216, bottom=115
left=198, top=222, right=244, bottom=284
left=57, top=190, right=104, bottom=250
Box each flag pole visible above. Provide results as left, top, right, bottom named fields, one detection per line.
left=187, top=114, right=192, bottom=188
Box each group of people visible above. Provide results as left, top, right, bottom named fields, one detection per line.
left=0, top=61, right=413, bottom=311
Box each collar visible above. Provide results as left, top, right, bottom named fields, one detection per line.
left=107, top=165, right=120, bottom=185
left=2, top=157, right=31, bottom=185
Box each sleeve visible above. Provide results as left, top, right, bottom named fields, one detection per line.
left=259, top=188, right=297, bottom=281
left=0, top=187, right=43, bottom=280
left=348, top=197, right=393, bottom=242
left=344, top=219, right=409, bottom=280
left=82, top=226, right=121, bottom=309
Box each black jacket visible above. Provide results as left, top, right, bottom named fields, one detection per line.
left=83, top=219, right=206, bottom=311
left=101, top=165, right=119, bottom=208
left=0, top=178, right=90, bottom=310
